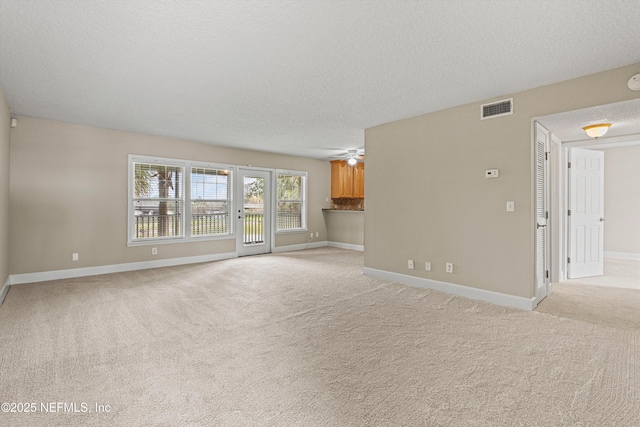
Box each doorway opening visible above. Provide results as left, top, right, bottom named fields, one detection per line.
left=534, top=98, right=640, bottom=296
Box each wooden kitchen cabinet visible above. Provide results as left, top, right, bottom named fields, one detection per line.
left=331, top=160, right=364, bottom=199
left=352, top=162, right=364, bottom=198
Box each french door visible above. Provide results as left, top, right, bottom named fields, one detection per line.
left=236, top=168, right=272, bottom=257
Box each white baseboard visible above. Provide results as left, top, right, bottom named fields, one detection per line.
left=9, top=252, right=238, bottom=285
left=9, top=243, right=339, bottom=286
left=328, top=241, right=364, bottom=252
left=272, top=241, right=328, bottom=253
left=604, top=251, right=640, bottom=260
left=363, top=267, right=535, bottom=311
left=0, top=276, right=10, bottom=306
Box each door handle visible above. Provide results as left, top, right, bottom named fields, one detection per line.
left=600, top=218, right=605, bottom=222
left=536, top=223, right=546, bottom=229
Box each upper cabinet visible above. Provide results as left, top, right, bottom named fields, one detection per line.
left=330, top=160, right=364, bottom=199
left=352, top=162, right=364, bottom=198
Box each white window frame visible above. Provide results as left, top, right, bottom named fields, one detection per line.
left=275, top=169, right=308, bottom=233
left=128, top=155, right=235, bottom=246
left=189, top=161, right=235, bottom=239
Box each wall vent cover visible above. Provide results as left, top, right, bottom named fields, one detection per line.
left=481, top=98, right=513, bottom=120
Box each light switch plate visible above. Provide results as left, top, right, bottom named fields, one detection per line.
left=506, top=201, right=515, bottom=212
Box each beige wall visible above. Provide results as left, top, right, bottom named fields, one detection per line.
left=365, top=62, right=640, bottom=299
left=598, top=145, right=640, bottom=255
left=9, top=117, right=331, bottom=274
left=324, top=210, right=364, bottom=246
left=0, top=89, right=10, bottom=285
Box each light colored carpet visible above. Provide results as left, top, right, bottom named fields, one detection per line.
left=0, top=247, right=639, bottom=426
left=536, top=282, right=640, bottom=331
left=536, top=257, right=640, bottom=330
left=563, top=258, right=640, bottom=290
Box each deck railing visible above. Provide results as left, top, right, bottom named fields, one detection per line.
left=277, top=212, right=302, bottom=230
left=192, top=213, right=229, bottom=236
left=134, top=214, right=183, bottom=239
left=134, top=212, right=302, bottom=241
left=135, top=213, right=230, bottom=239
left=244, top=212, right=264, bottom=244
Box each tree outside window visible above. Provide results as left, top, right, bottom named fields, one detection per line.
left=277, top=172, right=306, bottom=231
left=133, top=162, right=183, bottom=239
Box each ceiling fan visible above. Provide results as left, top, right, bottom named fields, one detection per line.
left=333, top=149, right=365, bottom=165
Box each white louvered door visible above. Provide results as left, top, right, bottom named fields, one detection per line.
left=534, top=123, right=550, bottom=305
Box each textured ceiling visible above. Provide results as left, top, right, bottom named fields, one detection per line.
left=537, top=98, right=640, bottom=143
left=1, top=1, right=639, bottom=159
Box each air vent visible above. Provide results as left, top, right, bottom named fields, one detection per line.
left=481, top=98, right=513, bottom=120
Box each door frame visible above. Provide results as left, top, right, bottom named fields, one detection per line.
left=556, top=134, right=640, bottom=282
left=535, top=103, right=640, bottom=287
left=236, top=167, right=275, bottom=256
left=550, top=133, right=564, bottom=283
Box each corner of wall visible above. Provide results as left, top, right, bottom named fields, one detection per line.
left=0, top=276, right=9, bottom=306
left=0, top=86, right=11, bottom=296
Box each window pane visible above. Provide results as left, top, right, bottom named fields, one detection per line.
left=135, top=163, right=182, bottom=199
left=133, top=200, right=183, bottom=239
left=191, top=201, right=230, bottom=236
left=277, top=175, right=301, bottom=200
left=277, top=173, right=305, bottom=231
left=191, top=168, right=229, bottom=200
left=277, top=202, right=302, bottom=230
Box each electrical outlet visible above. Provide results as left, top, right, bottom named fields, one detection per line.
left=315, top=232, right=319, bottom=237
left=152, top=247, right=158, bottom=255
left=446, top=262, right=454, bottom=273
left=72, top=253, right=79, bottom=261
left=485, top=169, right=500, bottom=179
left=425, top=261, right=431, bottom=271
left=408, top=260, right=414, bottom=270
left=310, top=232, right=314, bottom=238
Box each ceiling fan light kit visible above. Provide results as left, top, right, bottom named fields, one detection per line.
left=332, top=149, right=363, bottom=164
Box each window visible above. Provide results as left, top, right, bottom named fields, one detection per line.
left=277, top=170, right=307, bottom=231
left=129, top=155, right=234, bottom=244
left=132, top=161, right=184, bottom=240
left=191, top=167, right=231, bottom=237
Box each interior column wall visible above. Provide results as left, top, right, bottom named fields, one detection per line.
left=0, top=88, right=10, bottom=294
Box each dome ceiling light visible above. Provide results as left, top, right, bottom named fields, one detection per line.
left=582, top=123, right=611, bottom=139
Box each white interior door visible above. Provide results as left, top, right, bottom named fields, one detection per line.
left=236, top=168, right=272, bottom=257
left=568, top=148, right=604, bottom=278
left=534, top=122, right=550, bottom=304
